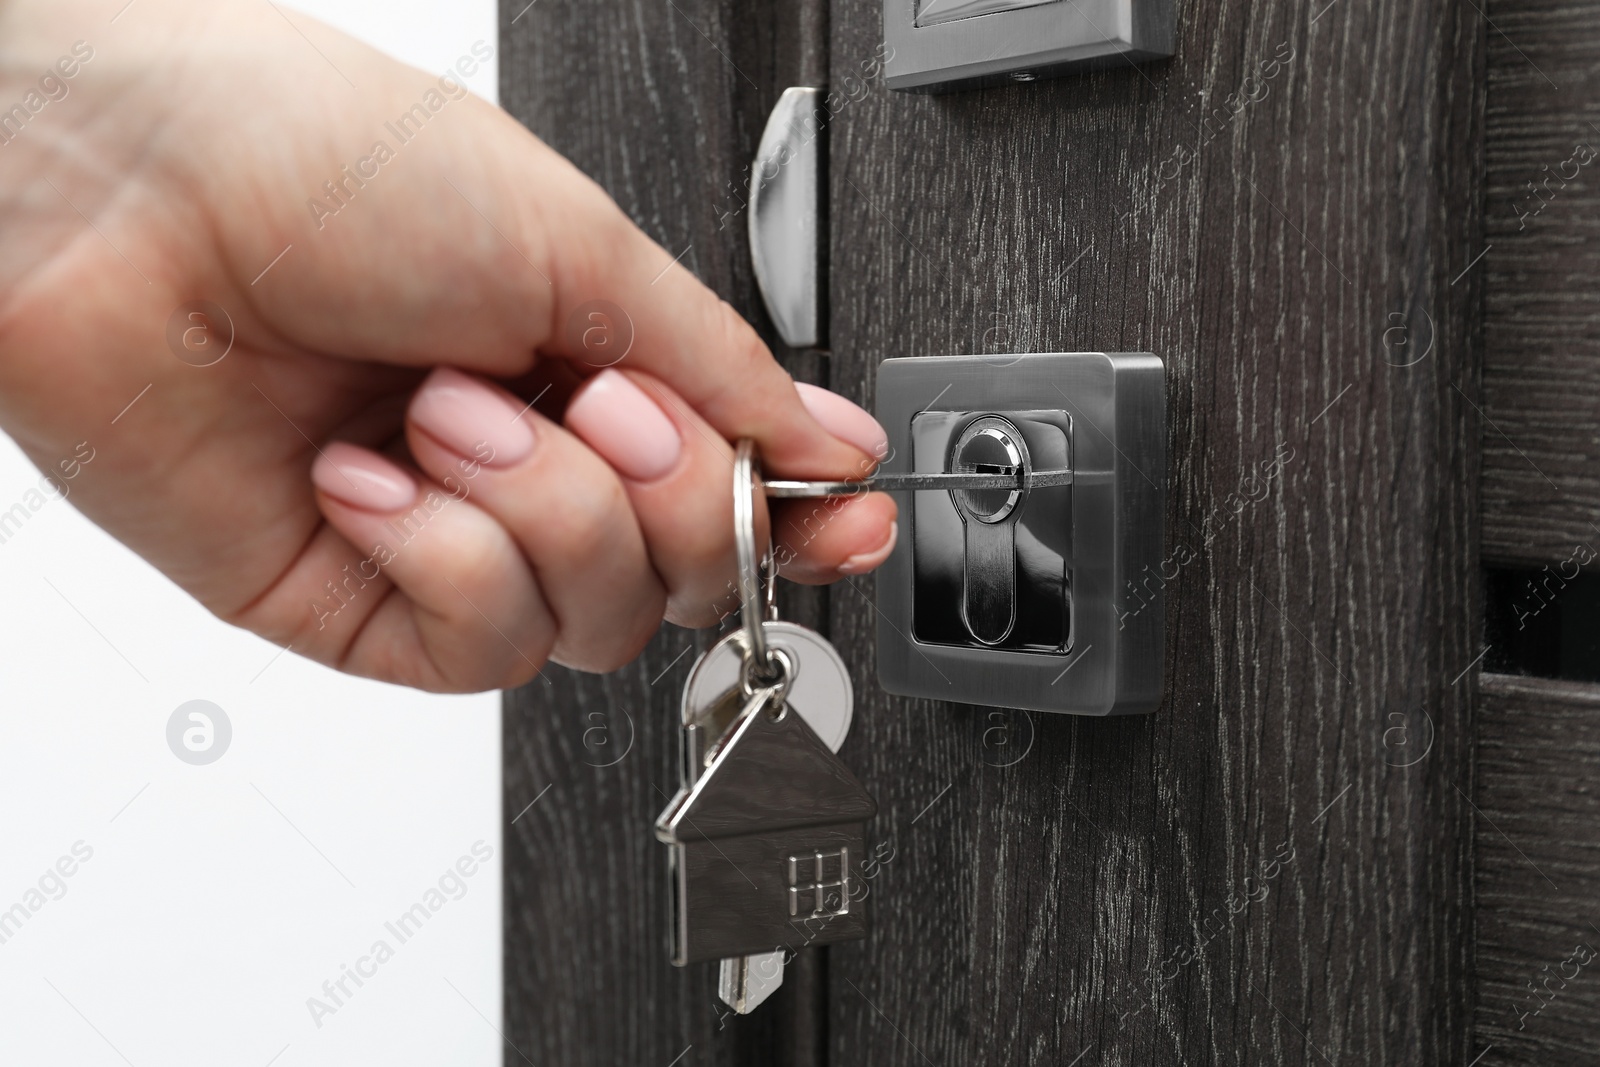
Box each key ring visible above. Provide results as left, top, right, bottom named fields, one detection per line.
left=733, top=439, right=782, bottom=686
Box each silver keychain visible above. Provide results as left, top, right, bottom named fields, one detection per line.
left=655, top=440, right=877, bottom=1015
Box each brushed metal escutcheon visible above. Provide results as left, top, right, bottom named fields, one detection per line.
left=875, top=353, right=1167, bottom=716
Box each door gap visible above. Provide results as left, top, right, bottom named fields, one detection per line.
left=1483, top=564, right=1600, bottom=681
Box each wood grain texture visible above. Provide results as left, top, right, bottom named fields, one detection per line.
left=825, top=1, right=1484, bottom=1064
left=1474, top=674, right=1600, bottom=1065
left=498, top=2, right=830, bottom=1065
left=1482, top=0, right=1600, bottom=565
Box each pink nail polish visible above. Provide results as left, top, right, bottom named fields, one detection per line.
left=796, top=382, right=889, bottom=459
left=565, top=369, right=682, bottom=482
left=410, top=367, right=536, bottom=467
left=838, top=521, right=898, bottom=575
left=313, top=442, right=417, bottom=512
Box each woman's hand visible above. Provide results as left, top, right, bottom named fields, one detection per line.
left=0, top=0, right=897, bottom=691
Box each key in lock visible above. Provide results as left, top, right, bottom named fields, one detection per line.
left=911, top=409, right=1075, bottom=652
left=873, top=352, right=1166, bottom=716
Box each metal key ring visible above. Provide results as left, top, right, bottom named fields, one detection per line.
left=733, top=439, right=780, bottom=684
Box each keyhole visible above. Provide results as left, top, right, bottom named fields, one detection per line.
left=950, top=417, right=1028, bottom=524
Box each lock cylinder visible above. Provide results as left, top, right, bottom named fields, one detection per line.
left=950, top=415, right=1030, bottom=524
left=906, top=405, right=1073, bottom=655
left=950, top=415, right=1030, bottom=646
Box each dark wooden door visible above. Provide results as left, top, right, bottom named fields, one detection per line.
left=501, top=2, right=1492, bottom=1064
left=1473, top=1, right=1600, bottom=1062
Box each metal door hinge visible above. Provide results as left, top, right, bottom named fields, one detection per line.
left=749, top=87, right=827, bottom=350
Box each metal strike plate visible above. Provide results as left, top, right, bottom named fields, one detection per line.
left=749, top=87, right=826, bottom=348
left=875, top=353, right=1166, bottom=716
left=884, top=0, right=1175, bottom=93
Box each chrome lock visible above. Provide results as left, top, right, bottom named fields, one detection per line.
left=950, top=415, right=1028, bottom=646
left=874, top=353, right=1167, bottom=716
left=757, top=352, right=1164, bottom=715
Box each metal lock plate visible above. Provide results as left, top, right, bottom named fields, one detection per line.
left=884, top=0, right=1175, bottom=93
left=874, top=353, right=1166, bottom=716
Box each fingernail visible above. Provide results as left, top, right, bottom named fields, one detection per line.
left=313, top=442, right=417, bottom=511
left=565, top=369, right=682, bottom=482
left=410, top=367, right=536, bottom=468
left=796, top=383, right=889, bottom=460
left=838, top=521, right=898, bottom=575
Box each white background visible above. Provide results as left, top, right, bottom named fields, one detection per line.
left=0, top=3, right=503, bottom=1065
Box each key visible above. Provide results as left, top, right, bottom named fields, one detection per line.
left=762, top=466, right=1073, bottom=498
left=677, top=620, right=857, bottom=1013
left=719, top=950, right=785, bottom=1015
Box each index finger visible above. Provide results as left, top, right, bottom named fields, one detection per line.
left=217, top=88, right=876, bottom=480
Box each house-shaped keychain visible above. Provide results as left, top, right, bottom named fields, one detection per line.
left=655, top=685, right=878, bottom=965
